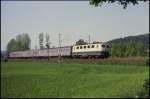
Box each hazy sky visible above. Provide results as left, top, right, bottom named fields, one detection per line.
left=1, top=1, right=149, bottom=50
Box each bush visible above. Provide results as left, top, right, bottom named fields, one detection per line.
left=3, top=57, right=8, bottom=62
left=137, top=79, right=149, bottom=98
left=143, top=79, right=149, bottom=93
left=146, top=58, right=149, bottom=66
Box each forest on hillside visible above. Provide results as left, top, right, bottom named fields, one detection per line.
left=107, top=33, right=149, bottom=50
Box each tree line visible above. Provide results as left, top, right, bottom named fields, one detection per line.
left=7, top=34, right=87, bottom=53
left=110, top=41, right=147, bottom=57
left=6, top=33, right=50, bottom=53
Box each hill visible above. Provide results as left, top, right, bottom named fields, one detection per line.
left=107, top=33, right=149, bottom=50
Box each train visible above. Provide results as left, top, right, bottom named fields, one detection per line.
left=8, top=42, right=110, bottom=59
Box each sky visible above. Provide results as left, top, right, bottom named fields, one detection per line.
left=1, top=1, right=149, bottom=51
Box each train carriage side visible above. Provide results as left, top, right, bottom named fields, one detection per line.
left=9, top=50, right=35, bottom=59
left=32, top=46, right=72, bottom=58
left=59, top=46, right=72, bottom=58
left=48, top=46, right=72, bottom=58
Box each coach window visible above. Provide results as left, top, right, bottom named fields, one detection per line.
left=88, top=46, right=90, bottom=48
left=80, top=46, right=82, bottom=49
left=76, top=47, right=79, bottom=49
left=97, top=45, right=99, bottom=48
left=92, top=45, right=95, bottom=48
left=102, top=45, right=105, bottom=48
left=84, top=46, right=86, bottom=49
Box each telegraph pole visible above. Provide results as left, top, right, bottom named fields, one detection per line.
left=47, top=42, right=50, bottom=61
left=46, top=33, right=50, bottom=61
left=88, top=35, right=91, bottom=44
left=58, top=33, right=62, bottom=62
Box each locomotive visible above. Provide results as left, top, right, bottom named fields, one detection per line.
left=8, top=42, right=110, bottom=59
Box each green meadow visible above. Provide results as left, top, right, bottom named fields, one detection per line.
left=1, top=58, right=149, bottom=98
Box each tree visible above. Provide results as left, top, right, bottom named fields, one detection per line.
left=7, top=33, right=31, bottom=53
left=110, top=43, right=125, bottom=57
left=7, top=39, right=17, bottom=52
left=22, top=33, right=31, bottom=50
left=127, top=41, right=137, bottom=56
left=16, top=33, right=31, bottom=51
left=39, top=33, right=44, bottom=49
left=90, top=0, right=147, bottom=9
left=16, top=35, right=22, bottom=50
left=76, top=39, right=87, bottom=45
left=136, top=42, right=145, bottom=56
left=110, top=43, right=116, bottom=57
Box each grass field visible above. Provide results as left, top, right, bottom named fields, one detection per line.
left=1, top=58, right=149, bottom=98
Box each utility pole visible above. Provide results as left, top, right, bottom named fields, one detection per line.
left=58, top=33, right=62, bottom=62
left=88, top=35, right=91, bottom=44
left=46, top=33, right=50, bottom=61
left=47, top=42, right=50, bottom=61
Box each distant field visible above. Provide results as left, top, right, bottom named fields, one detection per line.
left=1, top=58, right=149, bottom=98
